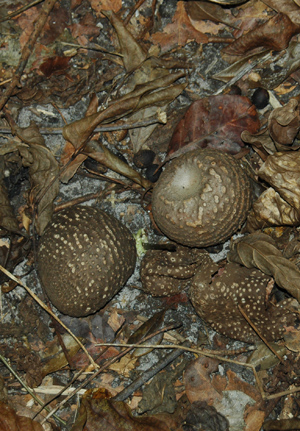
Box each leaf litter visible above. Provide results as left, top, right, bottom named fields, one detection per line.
left=2, top=0, right=300, bottom=430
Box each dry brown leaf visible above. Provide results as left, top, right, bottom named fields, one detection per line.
left=167, top=95, right=260, bottom=157
left=83, top=140, right=152, bottom=188
left=262, top=0, right=300, bottom=25
left=268, top=98, right=300, bottom=147
left=0, top=401, right=43, bottom=431
left=228, top=231, right=300, bottom=303
left=259, top=151, right=300, bottom=210
left=151, top=1, right=208, bottom=52
left=186, top=1, right=237, bottom=28
left=71, top=388, right=172, bottom=431
left=246, top=187, right=300, bottom=231
left=0, top=127, right=59, bottom=235
left=223, top=13, right=300, bottom=58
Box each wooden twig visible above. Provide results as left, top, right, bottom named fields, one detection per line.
left=0, top=265, right=98, bottom=370
left=113, top=340, right=191, bottom=401
left=0, top=0, right=44, bottom=23
left=238, top=304, right=284, bottom=364
left=0, top=0, right=58, bottom=111
left=0, top=354, right=66, bottom=425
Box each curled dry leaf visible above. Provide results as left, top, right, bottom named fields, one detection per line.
left=167, top=95, right=260, bottom=158
left=63, top=80, right=186, bottom=149
left=246, top=187, right=300, bottom=231
left=261, top=0, right=300, bottom=25
left=223, top=13, right=300, bottom=58
left=0, top=401, right=43, bottom=431
left=228, top=231, right=300, bottom=303
left=258, top=150, right=300, bottom=211
left=268, top=98, right=300, bottom=147
left=186, top=1, right=237, bottom=28
left=0, top=125, right=59, bottom=235
left=241, top=128, right=276, bottom=157
left=83, top=140, right=152, bottom=188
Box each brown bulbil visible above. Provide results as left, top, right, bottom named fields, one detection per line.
left=190, top=261, right=296, bottom=343
left=38, top=206, right=136, bottom=317
left=152, top=149, right=252, bottom=248
left=140, top=245, right=205, bottom=296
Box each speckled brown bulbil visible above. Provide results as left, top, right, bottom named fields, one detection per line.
left=152, top=149, right=252, bottom=247
left=190, top=261, right=297, bottom=343
left=140, top=246, right=205, bottom=296
left=38, top=206, right=136, bottom=317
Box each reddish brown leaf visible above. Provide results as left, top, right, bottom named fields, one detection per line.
left=0, top=401, right=43, bottom=431
left=223, top=13, right=300, bottom=57
left=39, top=56, right=70, bottom=78
left=167, top=95, right=260, bottom=157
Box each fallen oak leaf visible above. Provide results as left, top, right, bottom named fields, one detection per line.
left=228, top=231, right=300, bottom=303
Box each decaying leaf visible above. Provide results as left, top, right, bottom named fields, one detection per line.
left=268, top=98, right=300, bottom=147
left=186, top=1, right=237, bottom=28
left=151, top=1, right=208, bottom=52
left=0, top=124, right=59, bottom=235
left=0, top=401, right=43, bottom=431
left=71, top=388, right=172, bottom=431
left=258, top=150, right=300, bottom=211
left=228, top=231, right=300, bottom=303
left=223, top=13, right=300, bottom=58
left=184, top=357, right=265, bottom=431
left=246, top=187, right=300, bottom=231
left=242, top=129, right=278, bottom=157
left=261, top=0, right=300, bottom=25
left=167, top=95, right=260, bottom=157
left=127, top=310, right=165, bottom=358
left=83, top=140, right=152, bottom=188
left=247, top=342, right=287, bottom=370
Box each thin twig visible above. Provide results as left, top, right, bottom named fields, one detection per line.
left=0, top=265, right=98, bottom=370
left=0, top=0, right=44, bottom=23
left=0, top=114, right=166, bottom=135
left=41, top=324, right=177, bottom=424
left=0, top=354, right=66, bottom=425
left=238, top=304, right=284, bottom=364
left=0, top=0, right=58, bottom=111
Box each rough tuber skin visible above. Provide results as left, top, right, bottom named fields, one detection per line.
left=152, top=148, right=252, bottom=247
left=38, top=206, right=136, bottom=317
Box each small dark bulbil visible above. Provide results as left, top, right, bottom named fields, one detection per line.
left=251, top=88, right=269, bottom=109
left=145, top=163, right=162, bottom=182
left=183, top=401, right=229, bottom=431
left=133, top=149, right=156, bottom=168
left=37, top=206, right=136, bottom=317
